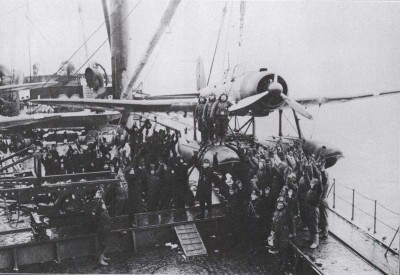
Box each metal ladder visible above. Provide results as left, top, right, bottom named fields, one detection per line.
left=174, top=223, right=207, bottom=257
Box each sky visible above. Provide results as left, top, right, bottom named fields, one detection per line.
left=1, top=0, right=400, bottom=98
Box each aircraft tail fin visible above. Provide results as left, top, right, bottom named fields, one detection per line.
left=196, top=56, right=206, bottom=91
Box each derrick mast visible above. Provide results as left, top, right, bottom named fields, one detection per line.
left=109, top=0, right=130, bottom=99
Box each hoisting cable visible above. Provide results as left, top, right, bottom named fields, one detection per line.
left=207, top=2, right=228, bottom=85
left=282, top=111, right=298, bottom=135
left=221, top=2, right=233, bottom=75
left=309, top=104, right=321, bottom=139
left=39, top=0, right=128, bottom=89
left=142, top=0, right=189, bottom=84
left=238, top=0, right=246, bottom=47
left=0, top=1, right=32, bottom=20
left=77, top=0, right=90, bottom=60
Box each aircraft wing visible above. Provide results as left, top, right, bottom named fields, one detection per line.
left=31, top=98, right=198, bottom=113
left=146, top=93, right=200, bottom=100
left=0, top=81, right=58, bottom=93
left=284, top=90, right=400, bottom=108
left=0, top=114, right=61, bottom=130
left=0, top=110, right=121, bottom=131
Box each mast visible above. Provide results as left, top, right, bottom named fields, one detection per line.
left=101, top=0, right=111, bottom=49
left=121, top=0, right=181, bottom=99
left=109, top=0, right=130, bottom=99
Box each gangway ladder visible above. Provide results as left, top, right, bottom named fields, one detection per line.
left=174, top=223, right=207, bottom=257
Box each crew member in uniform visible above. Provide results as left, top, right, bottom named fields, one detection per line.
left=211, top=93, right=232, bottom=145
left=125, top=166, right=142, bottom=223
left=197, top=153, right=218, bottom=219
left=92, top=186, right=111, bottom=266
left=307, top=178, right=322, bottom=249
left=202, top=93, right=217, bottom=143
left=319, top=162, right=329, bottom=239
left=195, top=96, right=207, bottom=143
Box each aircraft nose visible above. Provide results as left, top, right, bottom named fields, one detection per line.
left=324, top=147, right=344, bottom=168
left=268, top=81, right=283, bottom=94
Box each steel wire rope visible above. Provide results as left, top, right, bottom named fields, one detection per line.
left=377, top=202, right=400, bottom=217
left=221, top=2, right=234, bottom=76
left=335, top=179, right=400, bottom=215
left=207, top=2, right=228, bottom=85
left=309, top=105, right=320, bottom=139
left=0, top=1, right=33, bottom=19
left=38, top=0, right=129, bottom=89
left=282, top=111, right=298, bottom=135
left=38, top=0, right=144, bottom=98
left=141, top=0, right=189, bottom=85
left=335, top=193, right=398, bottom=232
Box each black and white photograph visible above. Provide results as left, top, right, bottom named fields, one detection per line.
left=0, top=0, right=399, bottom=274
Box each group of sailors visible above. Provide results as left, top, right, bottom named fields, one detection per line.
left=195, top=92, right=232, bottom=145
left=35, top=116, right=329, bottom=264
left=39, top=141, right=116, bottom=176
left=218, top=139, right=329, bottom=254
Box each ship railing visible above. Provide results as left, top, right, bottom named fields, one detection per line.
left=327, top=178, right=399, bottom=255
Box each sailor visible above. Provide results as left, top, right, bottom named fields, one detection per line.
left=247, top=190, right=262, bottom=254
left=125, top=166, right=142, bottom=222
left=298, top=169, right=311, bottom=230
left=92, top=186, right=111, bottom=266
left=147, top=164, right=161, bottom=211
left=197, top=153, right=218, bottom=219
left=174, top=156, right=189, bottom=209
left=319, top=162, right=329, bottom=239
left=268, top=196, right=287, bottom=254
left=195, top=96, right=208, bottom=143
left=307, top=178, right=322, bottom=249
left=210, top=92, right=232, bottom=145
left=202, top=93, right=217, bottom=143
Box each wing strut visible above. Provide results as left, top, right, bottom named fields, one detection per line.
left=292, top=109, right=302, bottom=139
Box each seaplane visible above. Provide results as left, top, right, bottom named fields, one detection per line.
left=30, top=0, right=400, bottom=173
left=31, top=55, right=400, bottom=172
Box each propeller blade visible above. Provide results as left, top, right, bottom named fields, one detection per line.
left=229, top=91, right=269, bottom=112
left=280, top=93, right=313, bottom=119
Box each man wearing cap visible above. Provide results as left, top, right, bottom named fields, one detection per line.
left=319, top=163, right=329, bottom=239
left=197, top=153, right=218, bottom=219
left=307, top=178, right=322, bottom=249
left=147, top=164, right=161, bottom=211
left=210, top=93, right=232, bottom=145
left=203, top=93, right=217, bottom=143
left=92, top=186, right=111, bottom=266
left=125, top=166, right=142, bottom=223
left=195, top=96, right=208, bottom=143
left=268, top=196, right=287, bottom=254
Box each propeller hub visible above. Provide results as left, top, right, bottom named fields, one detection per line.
left=268, top=81, right=283, bottom=94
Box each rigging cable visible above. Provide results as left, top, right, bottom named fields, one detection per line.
left=44, top=0, right=144, bottom=96
left=282, top=111, right=298, bottom=135
left=77, top=0, right=90, bottom=60
left=238, top=0, right=246, bottom=47
left=221, top=2, right=233, bottom=75
left=309, top=104, right=321, bottom=139
left=207, top=2, right=228, bottom=85
left=39, top=0, right=128, bottom=88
